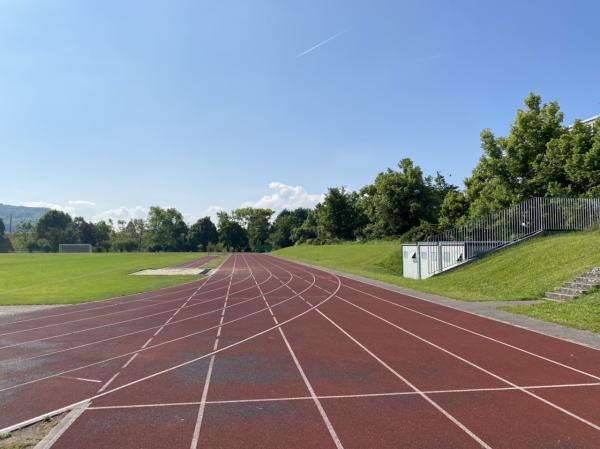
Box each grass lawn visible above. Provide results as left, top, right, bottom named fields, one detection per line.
left=273, top=230, right=600, bottom=301
left=502, top=290, right=600, bottom=333
left=0, top=252, right=225, bottom=305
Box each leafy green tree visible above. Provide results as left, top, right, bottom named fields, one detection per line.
left=146, top=206, right=188, bottom=251
left=269, top=208, right=310, bottom=249
left=439, top=190, right=469, bottom=229
left=291, top=209, right=319, bottom=244
left=465, top=93, right=565, bottom=217
left=15, top=220, right=35, bottom=251
left=188, top=217, right=219, bottom=251
left=0, top=217, right=12, bottom=252
left=314, top=187, right=366, bottom=241
left=217, top=212, right=248, bottom=251
left=72, top=217, right=96, bottom=245
left=93, top=221, right=113, bottom=252
left=360, top=159, right=447, bottom=237
left=234, top=208, right=274, bottom=252
left=36, top=210, right=75, bottom=251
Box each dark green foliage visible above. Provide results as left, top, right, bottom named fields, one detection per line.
left=146, top=206, right=189, bottom=252
left=360, top=159, right=455, bottom=238
left=0, top=218, right=12, bottom=252
left=188, top=217, right=219, bottom=251
left=464, top=93, right=600, bottom=218
left=269, top=208, right=310, bottom=249
left=314, top=188, right=366, bottom=242
left=36, top=210, right=75, bottom=251
left=234, top=208, right=274, bottom=252
left=218, top=212, right=249, bottom=251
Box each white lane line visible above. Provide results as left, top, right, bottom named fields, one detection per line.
left=0, top=259, right=337, bottom=435
left=85, top=381, right=600, bottom=409
left=248, top=255, right=344, bottom=449
left=0, top=280, right=204, bottom=328
left=0, top=258, right=241, bottom=339
left=141, top=338, right=154, bottom=349
left=335, top=295, right=600, bottom=431
left=316, top=309, right=492, bottom=449
left=5, top=268, right=282, bottom=363
left=0, top=269, right=307, bottom=394
left=341, top=283, right=600, bottom=382
left=98, top=372, right=120, bottom=393
left=268, top=255, right=600, bottom=430
left=190, top=254, right=237, bottom=449
left=121, top=353, right=138, bottom=369
left=153, top=326, right=165, bottom=337
left=254, top=256, right=492, bottom=449
left=59, top=376, right=102, bottom=384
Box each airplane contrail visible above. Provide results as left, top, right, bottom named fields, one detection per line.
left=296, top=30, right=348, bottom=58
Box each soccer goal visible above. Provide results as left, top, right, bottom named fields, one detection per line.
left=59, top=243, right=92, bottom=253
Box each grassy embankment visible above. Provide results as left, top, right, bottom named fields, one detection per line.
left=0, top=252, right=227, bottom=305
left=274, top=231, right=600, bottom=332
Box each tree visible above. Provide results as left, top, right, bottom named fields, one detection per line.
left=72, top=217, right=96, bottom=245
left=291, top=209, right=319, bottom=244
left=0, top=217, right=12, bottom=252
left=36, top=210, right=75, bottom=251
left=217, top=212, right=248, bottom=251
left=15, top=220, right=35, bottom=251
left=438, top=190, right=469, bottom=229
left=313, top=187, right=366, bottom=241
left=146, top=206, right=188, bottom=251
left=93, top=221, right=113, bottom=252
left=465, top=93, right=565, bottom=217
left=188, top=217, right=219, bottom=251
left=269, top=208, right=310, bottom=249
left=360, top=159, right=445, bottom=238
left=234, top=208, right=274, bottom=252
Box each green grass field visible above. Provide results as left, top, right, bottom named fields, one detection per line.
left=273, top=230, right=600, bottom=302
left=503, top=289, right=600, bottom=333
left=0, top=252, right=225, bottom=305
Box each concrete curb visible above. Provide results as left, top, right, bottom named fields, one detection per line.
left=34, top=403, right=88, bottom=449
left=271, top=255, right=600, bottom=351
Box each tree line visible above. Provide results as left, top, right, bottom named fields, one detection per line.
left=3, top=93, right=599, bottom=253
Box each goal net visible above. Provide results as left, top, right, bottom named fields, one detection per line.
left=59, top=244, right=92, bottom=253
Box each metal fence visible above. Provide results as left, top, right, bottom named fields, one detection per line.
left=418, top=197, right=600, bottom=275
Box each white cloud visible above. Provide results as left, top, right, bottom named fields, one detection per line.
left=24, top=201, right=77, bottom=216
left=92, top=206, right=148, bottom=223
left=242, top=182, right=324, bottom=213
left=68, top=200, right=96, bottom=208
left=203, top=205, right=225, bottom=222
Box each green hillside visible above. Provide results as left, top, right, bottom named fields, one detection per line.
left=273, top=230, right=600, bottom=302
left=0, top=203, right=50, bottom=231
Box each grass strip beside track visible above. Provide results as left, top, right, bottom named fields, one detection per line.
left=273, top=230, right=600, bottom=301
left=0, top=253, right=214, bottom=305
left=503, top=289, right=600, bottom=334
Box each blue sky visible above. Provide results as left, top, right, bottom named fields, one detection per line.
left=2, top=0, right=599, bottom=222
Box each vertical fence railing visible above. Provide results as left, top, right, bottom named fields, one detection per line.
left=422, top=197, right=600, bottom=274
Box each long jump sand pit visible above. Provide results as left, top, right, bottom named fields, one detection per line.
left=131, top=267, right=211, bottom=276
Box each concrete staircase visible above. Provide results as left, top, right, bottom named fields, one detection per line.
left=545, top=267, right=600, bottom=301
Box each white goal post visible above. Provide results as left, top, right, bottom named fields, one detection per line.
left=59, top=244, right=92, bottom=253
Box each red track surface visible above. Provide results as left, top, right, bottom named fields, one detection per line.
left=2, top=254, right=600, bottom=448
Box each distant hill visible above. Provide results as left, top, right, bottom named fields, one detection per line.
left=0, top=203, right=50, bottom=232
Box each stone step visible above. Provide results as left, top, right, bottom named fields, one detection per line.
left=564, top=282, right=594, bottom=290
left=545, top=292, right=577, bottom=301
left=574, top=276, right=600, bottom=285
left=555, top=287, right=585, bottom=295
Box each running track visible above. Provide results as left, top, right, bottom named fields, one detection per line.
left=1, top=254, right=600, bottom=448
